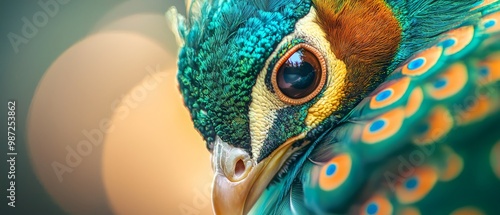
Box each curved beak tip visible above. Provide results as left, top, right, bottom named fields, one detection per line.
left=210, top=134, right=302, bottom=214
left=212, top=174, right=247, bottom=215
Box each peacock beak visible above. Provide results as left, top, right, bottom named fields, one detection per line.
left=211, top=135, right=304, bottom=214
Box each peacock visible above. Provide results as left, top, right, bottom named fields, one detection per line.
left=168, top=0, right=500, bottom=214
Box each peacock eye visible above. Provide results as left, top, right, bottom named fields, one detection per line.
left=272, top=44, right=327, bottom=105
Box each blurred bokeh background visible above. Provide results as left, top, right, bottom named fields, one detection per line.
left=0, top=0, right=214, bottom=214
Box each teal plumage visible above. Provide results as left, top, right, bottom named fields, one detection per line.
left=173, top=0, right=311, bottom=150
left=385, top=0, right=484, bottom=71
left=301, top=19, right=500, bottom=215
left=170, top=0, right=500, bottom=214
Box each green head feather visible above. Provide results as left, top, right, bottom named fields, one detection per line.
left=174, top=0, right=312, bottom=153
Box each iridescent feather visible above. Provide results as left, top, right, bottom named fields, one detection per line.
left=171, top=0, right=500, bottom=214
left=297, top=3, right=500, bottom=214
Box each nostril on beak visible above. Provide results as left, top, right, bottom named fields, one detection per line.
left=234, top=159, right=245, bottom=178
left=212, top=136, right=254, bottom=182
left=227, top=156, right=253, bottom=182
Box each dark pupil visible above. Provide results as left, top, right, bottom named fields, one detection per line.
left=277, top=48, right=321, bottom=99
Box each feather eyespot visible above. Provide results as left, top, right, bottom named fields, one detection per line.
left=414, top=106, right=453, bottom=145
left=482, top=12, right=500, bottom=33
left=440, top=38, right=456, bottom=48
left=477, top=54, right=500, bottom=85
left=361, top=194, right=393, bottom=215
left=370, top=77, right=410, bottom=109
left=361, top=108, right=405, bottom=144
left=271, top=44, right=327, bottom=105
left=482, top=17, right=499, bottom=33
left=395, top=166, right=438, bottom=204
left=480, top=66, right=490, bottom=77
left=484, top=19, right=496, bottom=28
left=407, top=58, right=425, bottom=70
left=425, top=63, right=468, bottom=100
left=456, top=95, right=491, bottom=125
left=402, top=46, right=442, bottom=76
left=440, top=26, right=474, bottom=56
left=319, top=153, right=352, bottom=190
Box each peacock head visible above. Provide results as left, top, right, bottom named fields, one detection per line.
left=169, top=0, right=401, bottom=213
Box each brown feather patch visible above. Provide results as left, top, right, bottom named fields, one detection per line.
left=313, top=0, right=401, bottom=108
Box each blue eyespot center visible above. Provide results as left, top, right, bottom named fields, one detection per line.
left=433, top=77, right=447, bottom=89
left=369, top=119, right=386, bottom=133
left=405, top=177, right=419, bottom=190
left=367, top=202, right=379, bottom=215
left=408, top=58, right=425, bottom=70
left=480, top=67, right=490, bottom=77
left=484, top=19, right=496, bottom=29
left=440, top=38, right=456, bottom=48
left=376, top=89, right=393, bottom=102
left=326, top=164, right=337, bottom=176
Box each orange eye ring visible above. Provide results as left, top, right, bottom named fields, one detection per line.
left=271, top=43, right=327, bottom=105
